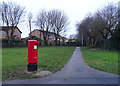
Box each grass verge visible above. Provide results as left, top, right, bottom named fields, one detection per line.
left=81, top=47, right=119, bottom=75
left=2, top=46, right=75, bottom=81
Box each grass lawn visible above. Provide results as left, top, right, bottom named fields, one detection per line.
left=2, top=46, right=75, bottom=81
left=81, top=47, right=119, bottom=75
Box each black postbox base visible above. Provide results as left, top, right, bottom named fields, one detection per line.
left=28, top=63, right=37, bottom=71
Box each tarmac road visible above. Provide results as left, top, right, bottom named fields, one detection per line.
left=2, top=47, right=119, bottom=84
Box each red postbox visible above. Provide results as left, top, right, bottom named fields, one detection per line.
left=28, top=40, right=38, bottom=71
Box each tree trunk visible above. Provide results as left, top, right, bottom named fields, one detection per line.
left=54, top=34, right=58, bottom=46
left=29, top=21, right=31, bottom=33
left=58, top=36, right=60, bottom=46
left=92, top=38, right=97, bottom=48
left=43, top=31, right=48, bottom=46
left=8, top=27, right=15, bottom=47
left=82, top=34, right=84, bottom=46
left=44, top=37, right=48, bottom=46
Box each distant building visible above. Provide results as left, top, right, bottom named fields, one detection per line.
left=29, top=29, right=69, bottom=46
left=0, top=26, right=22, bottom=41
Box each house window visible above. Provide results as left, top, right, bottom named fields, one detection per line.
left=0, top=31, right=7, bottom=35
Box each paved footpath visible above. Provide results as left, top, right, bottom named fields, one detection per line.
left=3, top=47, right=120, bottom=84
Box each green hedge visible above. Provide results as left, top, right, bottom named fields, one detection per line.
left=96, top=38, right=119, bottom=51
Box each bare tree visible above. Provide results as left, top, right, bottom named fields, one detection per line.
left=0, top=1, right=25, bottom=41
left=69, top=34, right=76, bottom=39
left=35, top=10, right=49, bottom=45
left=97, top=3, right=118, bottom=39
left=76, top=14, right=103, bottom=47
left=35, top=9, right=69, bottom=46
left=0, top=2, right=9, bottom=26
left=28, top=12, right=33, bottom=33
left=76, top=3, right=118, bottom=48
left=48, top=9, right=69, bottom=45
left=0, top=1, right=25, bottom=27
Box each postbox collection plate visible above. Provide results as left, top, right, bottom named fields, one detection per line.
left=34, top=45, right=37, bottom=49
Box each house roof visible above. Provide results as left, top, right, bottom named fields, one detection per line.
left=29, top=29, right=69, bottom=40
left=29, top=29, right=55, bottom=35
left=0, top=26, right=22, bottom=33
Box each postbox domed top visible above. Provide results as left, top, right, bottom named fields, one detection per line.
left=28, top=40, right=38, bottom=43
left=28, top=40, right=37, bottom=42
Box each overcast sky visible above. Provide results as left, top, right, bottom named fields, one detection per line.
left=1, top=0, right=119, bottom=38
